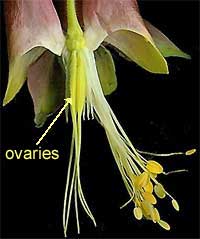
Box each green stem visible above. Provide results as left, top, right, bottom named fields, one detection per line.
left=66, top=0, right=82, bottom=36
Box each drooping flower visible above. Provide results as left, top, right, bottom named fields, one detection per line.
left=3, top=0, right=194, bottom=237
left=3, top=0, right=66, bottom=126
left=4, top=0, right=190, bottom=125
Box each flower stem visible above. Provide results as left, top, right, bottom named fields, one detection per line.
left=66, top=0, right=82, bottom=37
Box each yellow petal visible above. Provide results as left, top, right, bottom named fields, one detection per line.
left=133, top=207, right=143, bottom=220
left=154, top=183, right=166, bottom=199
left=158, top=220, right=170, bottom=231
left=146, top=160, right=163, bottom=174
left=142, top=192, right=157, bottom=205
left=172, top=199, right=180, bottom=211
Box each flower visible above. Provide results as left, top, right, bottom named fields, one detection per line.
left=4, top=0, right=190, bottom=126
left=3, top=0, right=193, bottom=237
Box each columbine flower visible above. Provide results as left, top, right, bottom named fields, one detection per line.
left=3, top=0, right=194, bottom=237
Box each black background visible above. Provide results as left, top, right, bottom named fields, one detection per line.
left=0, top=1, right=199, bottom=238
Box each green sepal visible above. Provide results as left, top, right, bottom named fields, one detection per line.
left=27, top=52, right=65, bottom=128
left=145, top=20, right=191, bottom=59
left=3, top=48, right=45, bottom=106
left=95, top=46, right=117, bottom=95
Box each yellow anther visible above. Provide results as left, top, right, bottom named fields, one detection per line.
left=146, top=160, right=163, bottom=174
left=158, top=220, right=170, bottom=231
left=135, top=172, right=149, bottom=189
left=144, top=181, right=153, bottom=193
left=142, top=192, right=157, bottom=205
left=154, top=183, right=166, bottom=199
left=185, top=148, right=196, bottom=156
left=172, top=199, right=180, bottom=211
left=133, top=207, right=143, bottom=220
left=151, top=207, right=160, bottom=223
left=141, top=200, right=153, bottom=216
left=150, top=173, right=157, bottom=179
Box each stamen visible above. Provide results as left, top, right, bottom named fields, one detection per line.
left=152, top=208, right=160, bottom=223
left=172, top=199, right=180, bottom=211
left=137, top=148, right=196, bottom=157
left=146, top=160, right=163, bottom=174
left=133, top=207, right=143, bottom=220
left=185, top=149, right=196, bottom=156
left=135, top=172, right=149, bottom=189
left=154, top=183, right=166, bottom=199
left=82, top=104, right=86, bottom=120
left=144, top=181, right=153, bottom=193
left=158, top=220, right=170, bottom=231
left=120, top=195, right=135, bottom=209
left=142, top=192, right=157, bottom=205
left=163, top=169, right=188, bottom=175
left=141, top=200, right=153, bottom=217
left=138, top=150, right=184, bottom=157
left=83, top=46, right=186, bottom=231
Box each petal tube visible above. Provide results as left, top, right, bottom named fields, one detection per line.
left=144, top=20, right=191, bottom=59
left=27, top=51, right=65, bottom=128
left=83, top=0, right=147, bottom=50
left=5, top=0, right=64, bottom=58
left=83, top=0, right=168, bottom=73
left=3, top=0, right=65, bottom=105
